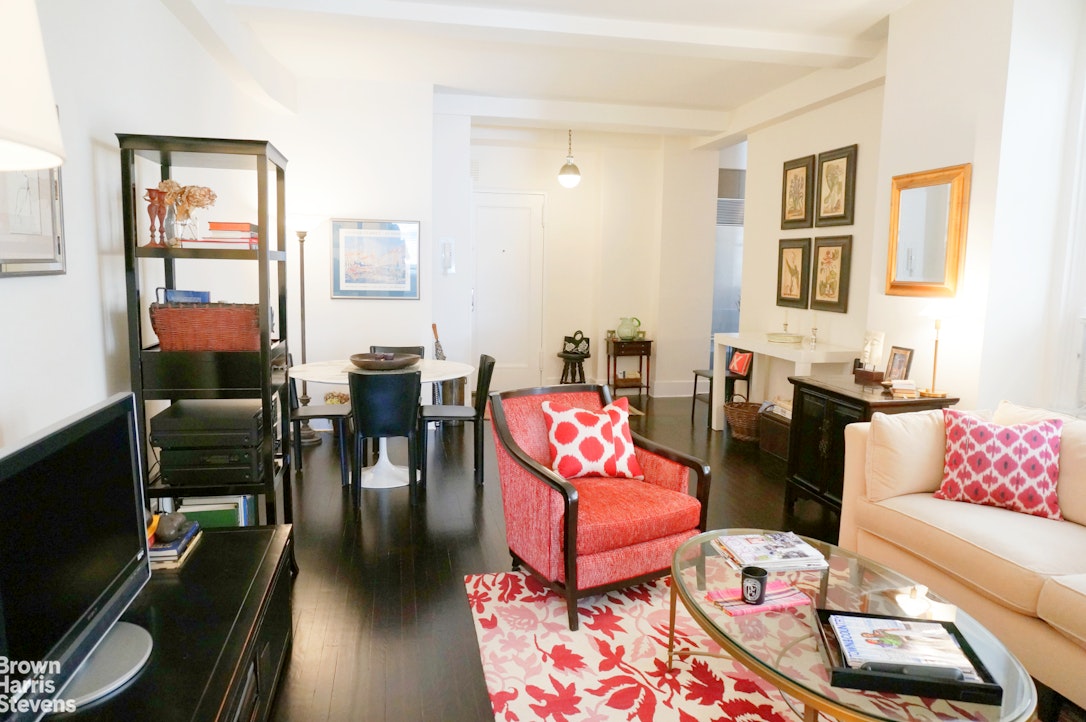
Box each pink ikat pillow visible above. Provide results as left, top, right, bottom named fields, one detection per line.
left=541, top=397, right=645, bottom=480
left=934, top=409, right=1063, bottom=520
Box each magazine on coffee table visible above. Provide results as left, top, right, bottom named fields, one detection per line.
left=814, top=609, right=1003, bottom=705
left=711, top=531, right=828, bottom=571
left=828, top=613, right=981, bottom=681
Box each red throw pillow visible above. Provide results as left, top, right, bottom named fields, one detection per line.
left=728, top=351, right=753, bottom=376
left=541, top=397, right=645, bottom=480
left=934, top=409, right=1063, bottom=520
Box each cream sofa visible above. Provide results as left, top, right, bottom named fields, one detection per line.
left=839, top=401, right=1086, bottom=709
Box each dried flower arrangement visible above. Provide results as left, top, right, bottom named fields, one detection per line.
left=157, top=179, right=217, bottom=220
left=324, top=391, right=350, bottom=405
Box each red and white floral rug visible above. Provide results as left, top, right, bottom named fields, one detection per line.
left=464, top=571, right=796, bottom=722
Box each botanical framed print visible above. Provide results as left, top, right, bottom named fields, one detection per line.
left=815, top=144, right=858, bottom=227
left=0, top=167, right=65, bottom=277
left=776, top=238, right=811, bottom=309
left=810, top=235, right=852, bottom=313
left=781, top=155, right=815, bottom=229
left=331, top=219, right=420, bottom=299
left=885, top=346, right=914, bottom=381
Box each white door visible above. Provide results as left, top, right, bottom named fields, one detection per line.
left=473, top=192, right=544, bottom=391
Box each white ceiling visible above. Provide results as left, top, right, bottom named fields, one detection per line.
left=187, top=0, right=908, bottom=137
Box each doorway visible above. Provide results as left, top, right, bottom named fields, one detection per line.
left=472, top=191, right=545, bottom=391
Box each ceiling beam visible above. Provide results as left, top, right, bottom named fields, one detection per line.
left=161, top=0, right=298, bottom=112
left=231, top=0, right=882, bottom=67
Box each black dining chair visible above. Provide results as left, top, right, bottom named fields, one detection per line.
left=288, top=354, right=351, bottom=487
left=418, top=354, right=496, bottom=487
left=366, top=345, right=426, bottom=461
left=348, top=369, right=422, bottom=499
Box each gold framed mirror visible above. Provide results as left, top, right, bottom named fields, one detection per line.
left=885, top=163, right=971, bottom=297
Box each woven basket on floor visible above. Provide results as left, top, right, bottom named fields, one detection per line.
left=149, top=302, right=261, bottom=351
left=724, top=395, right=761, bottom=441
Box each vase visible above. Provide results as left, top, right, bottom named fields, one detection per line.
left=170, top=209, right=198, bottom=245
left=616, top=317, right=641, bottom=340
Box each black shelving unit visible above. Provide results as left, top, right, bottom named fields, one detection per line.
left=118, top=134, right=291, bottom=524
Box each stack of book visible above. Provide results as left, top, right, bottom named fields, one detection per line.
left=186, top=221, right=259, bottom=250
left=712, top=531, right=829, bottom=571
left=889, top=379, right=919, bottom=399
left=827, top=613, right=981, bottom=681
left=148, top=520, right=202, bottom=569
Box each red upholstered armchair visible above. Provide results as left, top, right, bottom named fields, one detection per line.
left=489, top=384, right=711, bottom=629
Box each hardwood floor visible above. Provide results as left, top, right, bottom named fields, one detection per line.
left=270, top=395, right=836, bottom=721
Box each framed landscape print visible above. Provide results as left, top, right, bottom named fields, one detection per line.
left=781, top=155, right=815, bottom=229
left=810, top=235, right=852, bottom=313
left=331, top=219, right=420, bottom=299
left=776, top=238, right=811, bottom=309
left=815, top=144, right=857, bottom=227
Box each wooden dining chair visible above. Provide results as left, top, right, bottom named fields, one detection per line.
left=418, top=354, right=496, bottom=487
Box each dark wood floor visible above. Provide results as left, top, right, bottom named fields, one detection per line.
left=270, top=395, right=839, bottom=721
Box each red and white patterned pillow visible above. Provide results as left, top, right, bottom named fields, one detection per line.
left=934, top=409, right=1063, bottom=519
left=541, top=397, right=645, bottom=480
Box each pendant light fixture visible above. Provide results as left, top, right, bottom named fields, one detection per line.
left=557, top=129, right=581, bottom=188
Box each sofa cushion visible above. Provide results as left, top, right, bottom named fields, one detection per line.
left=993, top=401, right=1086, bottom=526
left=855, top=493, right=1086, bottom=615
left=569, top=477, right=701, bottom=555
left=935, top=410, right=1063, bottom=520
left=866, top=410, right=946, bottom=502
left=1037, top=575, right=1086, bottom=649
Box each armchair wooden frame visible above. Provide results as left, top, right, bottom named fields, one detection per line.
left=489, top=384, right=711, bottom=629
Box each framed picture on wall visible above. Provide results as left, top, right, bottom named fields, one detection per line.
left=776, top=238, right=811, bottom=309
left=781, top=155, right=815, bottom=229
left=0, top=167, right=66, bottom=277
left=885, top=346, right=914, bottom=381
left=815, top=144, right=858, bottom=227
left=810, top=235, right=852, bottom=313
left=331, top=219, right=420, bottom=299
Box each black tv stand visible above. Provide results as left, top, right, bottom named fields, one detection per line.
left=64, top=526, right=294, bottom=721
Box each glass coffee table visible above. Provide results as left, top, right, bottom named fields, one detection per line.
left=668, top=529, right=1036, bottom=722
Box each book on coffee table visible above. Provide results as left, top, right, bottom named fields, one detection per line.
left=711, top=531, right=829, bottom=571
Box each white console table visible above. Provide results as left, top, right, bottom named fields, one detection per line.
left=711, top=332, right=860, bottom=430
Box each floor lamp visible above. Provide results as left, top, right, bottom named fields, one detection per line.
left=296, top=229, right=321, bottom=446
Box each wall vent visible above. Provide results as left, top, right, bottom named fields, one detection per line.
left=717, top=198, right=744, bottom=226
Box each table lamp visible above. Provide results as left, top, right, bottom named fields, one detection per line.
left=919, top=302, right=951, bottom=398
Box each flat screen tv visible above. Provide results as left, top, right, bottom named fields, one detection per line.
left=0, top=392, right=152, bottom=720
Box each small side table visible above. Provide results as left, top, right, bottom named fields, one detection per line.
left=557, top=352, right=589, bottom=383
left=607, top=339, right=652, bottom=396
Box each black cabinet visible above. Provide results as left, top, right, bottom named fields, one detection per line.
left=785, top=375, right=958, bottom=524
left=607, top=339, right=652, bottom=396
left=117, top=134, right=291, bottom=523
left=68, top=526, right=294, bottom=722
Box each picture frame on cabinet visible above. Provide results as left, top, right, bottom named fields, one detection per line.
left=331, top=219, right=420, bottom=299
left=816, top=144, right=857, bottom=227
left=776, top=238, right=811, bottom=309
left=810, top=235, right=852, bottom=313
left=0, top=167, right=65, bottom=277
left=885, top=346, right=914, bottom=381
left=781, top=155, right=815, bottom=229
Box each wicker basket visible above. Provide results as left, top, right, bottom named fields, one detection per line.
left=149, top=302, right=261, bottom=351
left=724, top=395, right=761, bottom=441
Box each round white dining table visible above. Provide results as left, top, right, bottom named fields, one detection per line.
left=289, top=358, right=475, bottom=489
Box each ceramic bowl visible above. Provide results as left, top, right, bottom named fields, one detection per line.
left=349, top=353, right=421, bottom=370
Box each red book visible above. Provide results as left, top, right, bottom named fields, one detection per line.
left=207, top=221, right=257, bottom=231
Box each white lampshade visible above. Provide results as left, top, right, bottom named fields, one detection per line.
left=557, top=157, right=581, bottom=188
left=0, top=0, right=64, bottom=171
left=556, top=129, right=581, bottom=188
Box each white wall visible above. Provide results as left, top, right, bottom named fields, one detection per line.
left=469, top=130, right=717, bottom=392
left=0, top=1, right=440, bottom=445
left=867, top=0, right=1082, bottom=410
left=742, top=86, right=885, bottom=403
